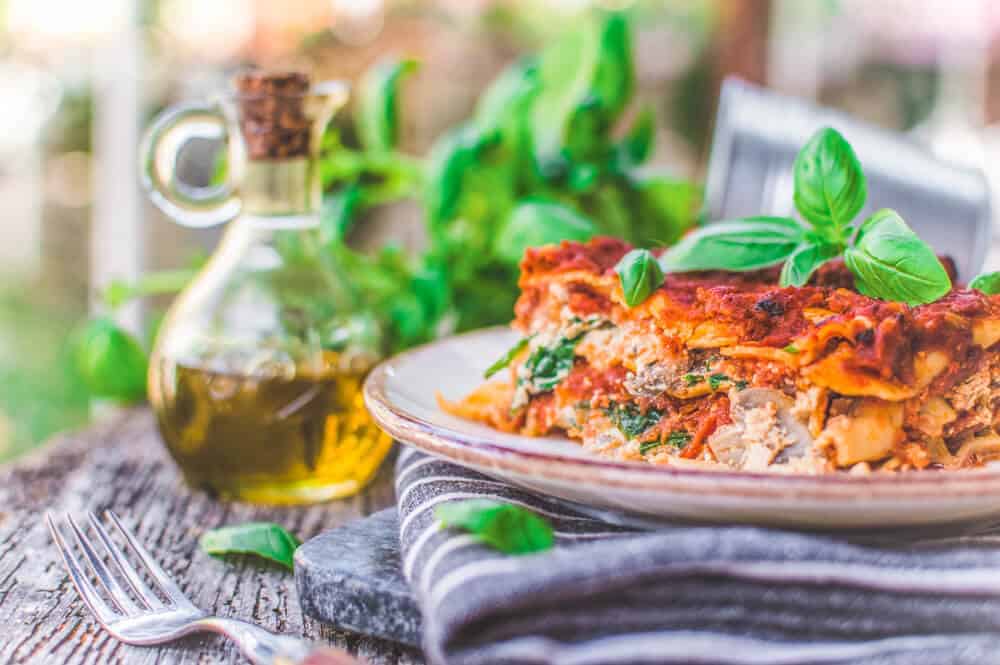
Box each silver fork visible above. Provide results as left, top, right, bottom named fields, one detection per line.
left=47, top=511, right=360, bottom=665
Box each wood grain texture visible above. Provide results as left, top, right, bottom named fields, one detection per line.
left=0, top=409, right=423, bottom=665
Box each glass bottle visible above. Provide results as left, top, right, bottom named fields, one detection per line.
left=141, top=71, right=392, bottom=504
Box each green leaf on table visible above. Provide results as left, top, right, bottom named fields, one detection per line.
left=616, top=249, right=664, bottom=307
left=779, top=241, right=840, bottom=287
left=793, top=127, right=866, bottom=241
left=72, top=317, right=148, bottom=403
left=969, top=271, right=1000, bottom=295
left=494, top=201, right=597, bottom=265
left=484, top=337, right=530, bottom=379
left=356, top=58, right=419, bottom=152
left=435, top=499, right=554, bottom=554
left=614, top=105, right=655, bottom=169
left=659, top=217, right=805, bottom=273
left=199, top=523, right=301, bottom=571
left=843, top=209, right=951, bottom=305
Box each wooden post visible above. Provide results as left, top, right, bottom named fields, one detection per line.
left=713, top=0, right=772, bottom=88
left=90, top=1, right=144, bottom=334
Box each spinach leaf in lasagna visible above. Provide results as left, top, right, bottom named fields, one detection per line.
left=605, top=402, right=663, bottom=438
left=639, top=430, right=691, bottom=455
left=484, top=337, right=531, bottom=378
left=523, top=335, right=581, bottom=392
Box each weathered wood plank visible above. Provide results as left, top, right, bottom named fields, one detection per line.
left=0, top=410, right=422, bottom=665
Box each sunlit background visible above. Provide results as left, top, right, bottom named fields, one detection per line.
left=2, top=0, right=1000, bottom=461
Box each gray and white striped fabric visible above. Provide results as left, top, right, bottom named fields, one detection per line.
left=396, top=447, right=1000, bottom=665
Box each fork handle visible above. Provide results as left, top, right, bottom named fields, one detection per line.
left=199, top=617, right=362, bottom=665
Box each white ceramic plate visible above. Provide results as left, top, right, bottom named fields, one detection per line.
left=364, top=327, right=1000, bottom=529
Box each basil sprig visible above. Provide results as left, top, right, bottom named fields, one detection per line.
left=970, top=271, right=1000, bottom=295
left=647, top=127, right=952, bottom=305
left=616, top=249, right=664, bottom=307
left=436, top=499, right=554, bottom=554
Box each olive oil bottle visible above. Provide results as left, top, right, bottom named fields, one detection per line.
left=142, top=71, right=392, bottom=503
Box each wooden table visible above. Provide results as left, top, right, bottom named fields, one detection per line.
left=0, top=410, right=423, bottom=665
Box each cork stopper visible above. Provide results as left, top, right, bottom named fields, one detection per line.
left=233, top=70, right=312, bottom=160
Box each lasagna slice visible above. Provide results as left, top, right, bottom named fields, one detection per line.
left=441, top=237, right=1000, bottom=473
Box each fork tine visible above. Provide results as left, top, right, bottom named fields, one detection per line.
left=86, top=512, right=162, bottom=610
left=46, top=513, right=117, bottom=624
left=65, top=514, right=142, bottom=615
left=104, top=511, right=190, bottom=605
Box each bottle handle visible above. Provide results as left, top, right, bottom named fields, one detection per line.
left=140, top=101, right=241, bottom=228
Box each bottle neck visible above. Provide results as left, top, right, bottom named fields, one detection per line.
left=239, top=157, right=321, bottom=219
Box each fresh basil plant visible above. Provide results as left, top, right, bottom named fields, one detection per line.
left=649, top=127, right=952, bottom=306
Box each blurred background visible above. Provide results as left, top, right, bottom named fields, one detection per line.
left=2, top=0, right=1000, bottom=461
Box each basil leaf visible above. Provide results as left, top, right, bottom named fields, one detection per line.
left=73, top=317, right=148, bottom=403
left=614, top=105, right=655, bottom=169
left=484, top=337, right=530, bottom=379
left=354, top=60, right=418, bottom=152
left=356, top=59, right=418, bottom=152
left=564, top=95, right=609, bottom=164
left=629, top=174, right=701, bottom=246
left=319, top=183, right=362, bottom=245
left=199, top=523, right=301, bottom=571
left=591, top=11, right=634, bottom=122
left=616, top=249, right=664, bottom=307
left=475, top=57, right=540, bottom=192
left=436, top=499, right=554, bottom=554
left=779, top=241, right=840, bottom=287
left=495, top=201, right=597, bottom=265
left=531, top=13, right=632, bottom=164
left=843, top=209, right=951, bottom=305
left=424, top=124, right=501, bottom=228
left=659, top=217, right=805, bottom=273
left=969, top=271, right=1000, bottom=295
left=793, top=127, right=867, bottom=239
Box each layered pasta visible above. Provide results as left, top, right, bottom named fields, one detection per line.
left=441, top=237, right=1000, bottom=473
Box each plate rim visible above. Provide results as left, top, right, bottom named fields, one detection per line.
left=364, top=327, right=1000, bottom=498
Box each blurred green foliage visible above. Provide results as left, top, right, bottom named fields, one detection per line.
left=70, top=9, right=699, bottom=408
left=0, top=286, right=90, bottom=462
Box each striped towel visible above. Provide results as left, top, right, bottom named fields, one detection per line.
left=396, top=447, right=1000, bottom=665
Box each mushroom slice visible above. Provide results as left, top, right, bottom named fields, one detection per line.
left=707, top=388, right=815, bottom=469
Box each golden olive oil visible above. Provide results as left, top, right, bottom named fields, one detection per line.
left=151, top=357, right=391, bottom=504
